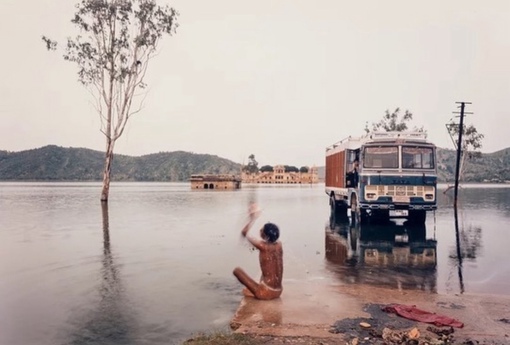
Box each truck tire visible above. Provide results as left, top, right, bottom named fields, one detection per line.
left=407, top=223, right=426, bottom=241
left=330, top=194, right=348, bottom=220
left=408, top=210, right=426, bottom=224
left=350, top=193, right=368, bottom=224
left=349, top=222, right=358, bottom=251
left=372, top=209, right=390, bottom=223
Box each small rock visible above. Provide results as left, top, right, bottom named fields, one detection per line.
left=359, top=322, right=371, bottom=328
left=408, top=327, right=420, bottom=339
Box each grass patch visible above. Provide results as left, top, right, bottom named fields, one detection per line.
left=183, top=331, right=262, bottom=345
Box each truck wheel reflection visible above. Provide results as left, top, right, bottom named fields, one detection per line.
left=325, top=210, right=437, bottom=292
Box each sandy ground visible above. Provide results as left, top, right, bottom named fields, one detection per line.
left=230, top=279, right=510, bottom=344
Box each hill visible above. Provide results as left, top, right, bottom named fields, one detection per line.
left=0, top=145, right=241, bottom=181
left=1, top=145, right=509, bottom=183
left=436, top=147, right=510, bottom=183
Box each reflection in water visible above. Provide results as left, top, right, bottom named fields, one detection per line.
left=450, top=207, right=483, bottom=263
left=452, top=206, right=465, bottom=294
left=325, top=212, right=437, bottom=292
left=3, top=183, right=510, bottom=345
left=232, top=297, right=283, bottom=327
left=65, top=204, right=137, bottom=345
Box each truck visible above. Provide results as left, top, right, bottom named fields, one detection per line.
left=325, top=131, right=437, bottom=224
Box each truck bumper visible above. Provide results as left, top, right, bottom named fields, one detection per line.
left=359, top=203, right=437, bottom=211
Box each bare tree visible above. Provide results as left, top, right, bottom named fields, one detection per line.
left=446, top=121, right=484, bottom=154
left=364, top=108, right=424, bottom=133
left=42, top=0, right=178, bottom=202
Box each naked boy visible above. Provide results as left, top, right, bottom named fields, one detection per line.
left=233, top=204, right=283, bottom=300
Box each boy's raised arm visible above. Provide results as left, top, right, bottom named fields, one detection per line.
left=241, top=204, right=264, bottom=250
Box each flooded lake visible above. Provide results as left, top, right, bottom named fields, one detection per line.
left=1, top=182, right=509, bottom=345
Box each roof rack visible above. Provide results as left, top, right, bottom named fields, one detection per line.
left=325, top=135, right=364, bottom=151
left=365, top=131, right=428, bottom=141
left=326, top=131, right=429, bottom=152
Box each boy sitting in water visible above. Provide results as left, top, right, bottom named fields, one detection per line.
left=233, top=204, right=283, bottom=300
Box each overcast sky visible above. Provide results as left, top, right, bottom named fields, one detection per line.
left=1, top=0, right=509, bottom=167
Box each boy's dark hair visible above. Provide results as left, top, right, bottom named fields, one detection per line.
left=263, top=222, right=280, bottom=243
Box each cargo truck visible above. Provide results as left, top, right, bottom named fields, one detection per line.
left=325, top=131, right=437, bottom=224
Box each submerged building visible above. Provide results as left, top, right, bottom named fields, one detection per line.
left=189, top=174, right=242, bottom=190
left=242, top=165, right=319, bottom=184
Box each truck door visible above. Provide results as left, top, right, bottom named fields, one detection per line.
left=346, top=149, right=360, bottom=187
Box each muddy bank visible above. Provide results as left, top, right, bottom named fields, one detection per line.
left=229, top=280, right=510, bottom=345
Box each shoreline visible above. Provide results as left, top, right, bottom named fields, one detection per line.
left=204, top=280, right=510, bottom=344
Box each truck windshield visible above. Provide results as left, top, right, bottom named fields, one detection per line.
left=363, top=146, right=398, bottom=169
left=402, top=146, right=434, bottom=169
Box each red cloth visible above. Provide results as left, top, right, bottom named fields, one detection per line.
left=382, top=304, right=464, bottom=328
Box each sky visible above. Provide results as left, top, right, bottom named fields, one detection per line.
left=0, top=0, right=509, bottom=167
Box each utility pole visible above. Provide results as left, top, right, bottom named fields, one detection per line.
left=451, top=101, right=472, bottom=294
left=452, top=102, right=473, bottom=207
left=453, top=204, right=465, bottom=293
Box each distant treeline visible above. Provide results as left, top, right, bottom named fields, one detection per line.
left=1, top=145, right=509, bottom=182
left=0, top=146, right=240, bottom=181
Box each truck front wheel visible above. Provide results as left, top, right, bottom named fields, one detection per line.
left=350, top=194, right=368, bottom=224
left=408, top=210, right=426, bottom=224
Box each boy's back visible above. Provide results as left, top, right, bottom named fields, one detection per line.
left=259, top=241, right=283, bottom=290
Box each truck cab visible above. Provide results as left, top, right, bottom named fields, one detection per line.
left=325, top=132, right=437, bottom=224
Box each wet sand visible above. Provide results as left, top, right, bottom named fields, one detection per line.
left=230, top=279, right=510, bottom=344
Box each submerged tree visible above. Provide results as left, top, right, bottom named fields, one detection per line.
left=364, top=108, right=424, bottom=133
left=42, top=0, right=178, bottom=202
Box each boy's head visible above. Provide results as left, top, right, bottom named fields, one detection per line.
left=261, top=222, right=280, bottom=243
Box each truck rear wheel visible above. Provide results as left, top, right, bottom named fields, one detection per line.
left=330, top=194, right=348, bottom=220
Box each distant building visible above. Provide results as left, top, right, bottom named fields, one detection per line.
left=189, top=174, right=242, bottom=190
left=242, top=165, right=319, bottom=184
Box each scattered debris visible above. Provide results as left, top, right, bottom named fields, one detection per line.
left=436, top=301, right=466, bottom=310
left=331, top=304, right=416, bottom=343
left=426, top=326, right=455, bottom=336
left=408, top=327, right=420, bottom=339
left=382, top=328, right=404, bottom=343
left=329, top=304, right=482, bottom=344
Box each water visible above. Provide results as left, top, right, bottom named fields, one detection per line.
left=1, top=182, right=509, bottom=345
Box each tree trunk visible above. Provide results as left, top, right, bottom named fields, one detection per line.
left=101, top=202, right=110, bottom=251
left=100, top=139, right=115, bottom=202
